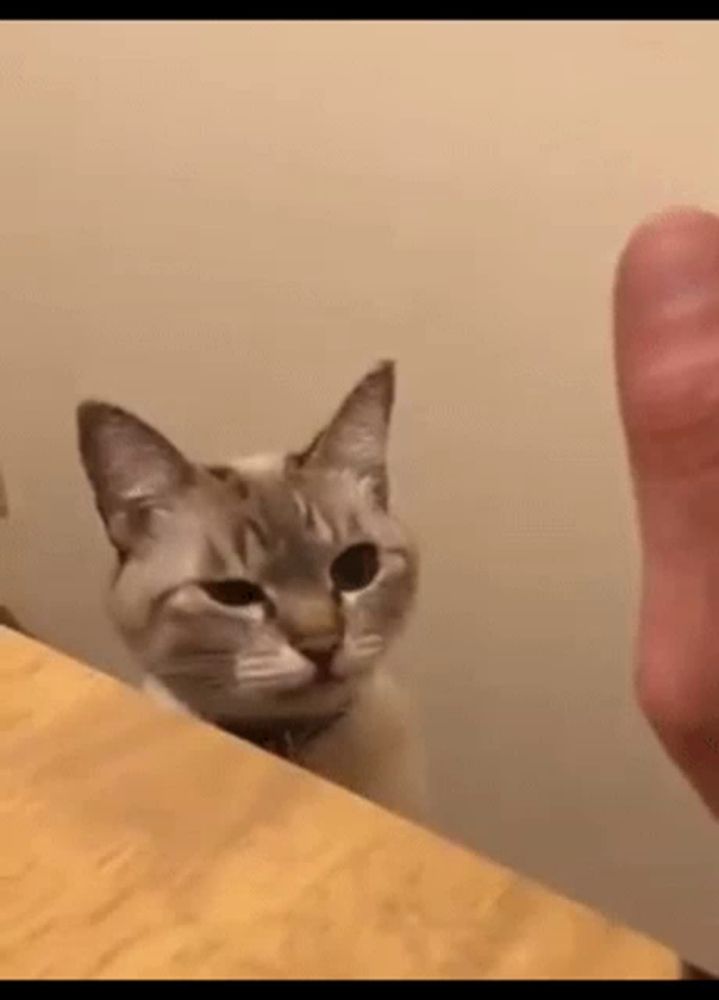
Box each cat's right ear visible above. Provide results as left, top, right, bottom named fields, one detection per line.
left=76, top=401, right=193, bottom=555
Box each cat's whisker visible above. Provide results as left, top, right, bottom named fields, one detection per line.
left=235, top=656, right=277, bottom=671
left=238, top=672, right=302, bottom=685
left=351, top=636, right=384, bottom=657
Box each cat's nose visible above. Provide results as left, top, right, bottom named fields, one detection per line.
left=296, top=639, right=339, bottom=682
left=277, top=594, right=342, bottom=680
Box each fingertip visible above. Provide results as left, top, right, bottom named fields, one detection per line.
left=616, top=206, right=719, bottom=294
left=628, top=205, right=719, bottom=245
left=613, top=206, right=719, bottom=338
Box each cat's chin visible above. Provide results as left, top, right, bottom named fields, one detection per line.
left=230, top=668, right=374, bottom=722
left=142, top=653, right=380, bottom=728
left=277, top=675, right=345, bottom=699
left=236, top=652, right=378, bottom=701
left=233, top=663, right=348, bottom=701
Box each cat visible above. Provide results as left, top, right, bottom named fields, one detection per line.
left=76, top=362, right=428, bottom=821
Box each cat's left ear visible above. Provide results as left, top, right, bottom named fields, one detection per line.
left=296, top=361, right=395, bottom=508
left=76, top=401, right=194, bottom=555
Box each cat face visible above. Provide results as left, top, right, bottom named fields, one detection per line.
left=77, top=363, right=418, bottom=724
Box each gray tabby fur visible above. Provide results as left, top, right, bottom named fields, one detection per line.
left=76, top=363, right=427, bottom=820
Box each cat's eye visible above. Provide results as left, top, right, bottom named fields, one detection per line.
left=330, top=543, right=380, bottom=593
left=201, top=579, right=265, bottom=607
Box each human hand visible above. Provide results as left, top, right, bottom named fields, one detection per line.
left=615, top=207, right=719, bottom=819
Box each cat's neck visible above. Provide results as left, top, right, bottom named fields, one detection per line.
left=215, top=709, right=349, bottom=761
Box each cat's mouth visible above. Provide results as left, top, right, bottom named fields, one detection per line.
left=302, top=648, right=338, bottom=685
left=236, top=652, right=345, bottom=700
left=279, top=663, right=345, bottom=700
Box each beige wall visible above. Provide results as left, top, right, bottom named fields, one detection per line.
left=3, top=21, right=719, bottom=969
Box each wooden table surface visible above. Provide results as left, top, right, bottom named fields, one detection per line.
left=0, top=626, right=676, bottom=979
